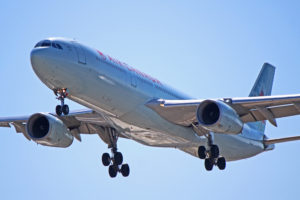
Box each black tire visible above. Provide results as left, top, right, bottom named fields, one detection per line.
left=102, top=153, right=111, bottom=166
left=120, top=164, right=130, bottom=177
left=62, top=105, right=69, bottom=115
left=108, top=165, right=118, bottom=178
left=114, top=152, right=123, bottom=165
left=204, top=158, right=214, bottom=171
left=56, top=105, right=62, bottom=116
left=217, top=157, right=226, bottom=170
left=210, top=145, right=219, bottom=159
left=198, top=146, right=206, bottom=159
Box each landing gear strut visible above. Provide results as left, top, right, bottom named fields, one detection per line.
left=54, top=88, right=69, bottom=116
left=197, top=134, right=226, bottom=171
left=101, top=128, right=130, bottom=178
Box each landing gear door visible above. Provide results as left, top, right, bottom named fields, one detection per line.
left=72, top=42, right=86, bottom=64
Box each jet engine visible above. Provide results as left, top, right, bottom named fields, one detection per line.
left=26, top=113, right=73, bottom=147
left=196, top=100, right=243, bottom=134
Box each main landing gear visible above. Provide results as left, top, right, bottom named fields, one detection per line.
left=101, top=128, right=130, bottom=178
left=54, top=88, right=69, bottom=116
left=197, top=135, right=226, bottom=171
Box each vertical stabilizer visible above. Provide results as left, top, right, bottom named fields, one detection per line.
left=248, top=63, right=276, bottom=133
left=249, top=63, right=275, bottom=97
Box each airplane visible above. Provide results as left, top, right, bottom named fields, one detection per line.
left=1, top=37, right=300, bottom=178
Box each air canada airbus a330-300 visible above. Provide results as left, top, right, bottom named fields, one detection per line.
left=1, top=37, right=300, bottom=178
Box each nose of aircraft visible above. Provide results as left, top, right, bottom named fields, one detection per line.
left=30, top=48, right=46, bottom=69
left=30, top=47, right=56, bottom=81
left=31, top=48, right=43, bottom=72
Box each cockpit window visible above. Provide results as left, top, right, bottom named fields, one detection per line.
left=34, top=40, right=51, bottom=48
left=41, top=40, right=51, bottom=47
left=56, top=43, right=63, bottom=49
left=52, top=42, right=63, bottom=50
left=34, top=41, right=43, bottom=48
left=52, top=43, right=58, bottom=48
left=34, top=40, right=63, bottom=50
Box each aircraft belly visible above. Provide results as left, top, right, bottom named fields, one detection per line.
left=214, top=134, right=264, bottom=161
left=112, top=119, right=206, bottom=148
left=118, top=105, right=205, bottom=147
left=179, top=134, right=264, bottom=161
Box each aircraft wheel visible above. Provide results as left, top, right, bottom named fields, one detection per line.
left=102, top=153, right=111, bottom=166
left=204, top=158, right=214, bottom=171
left=56, top=105, right=62, bottom=116
left=217, top=157, right=226, bottom=170
left=114, top=152, right=123, bottom=165
left=210, top=145, right=219, bottom=159
left=109, top=165, right=118, bottom=178
left=120, top=164, right=130, bottom=177
left=198, top=146, right=206, bottom=159
left=62, top=104, right=69, bottom=115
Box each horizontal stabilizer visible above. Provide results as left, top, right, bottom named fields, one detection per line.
left=264, top=136, right=300, bottom=145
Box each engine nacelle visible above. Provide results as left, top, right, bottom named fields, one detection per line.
left=196, top=100, right=243, bottom=134
left=26, top=113, right=73, bottom=147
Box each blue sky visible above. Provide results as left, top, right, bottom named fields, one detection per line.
left=1, top=1, right=300, bottom=199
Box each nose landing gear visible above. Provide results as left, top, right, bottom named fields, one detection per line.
left=54, top=89, right=69, bottom=116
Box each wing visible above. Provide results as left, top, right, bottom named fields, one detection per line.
left=0, top=109, right=123, bottom=142
left=0, top=109, right=187, bottom=148
left=146, top=94, right=300, bottom=127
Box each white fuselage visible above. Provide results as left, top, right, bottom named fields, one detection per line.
left=30, top=38, right=268, bottom=161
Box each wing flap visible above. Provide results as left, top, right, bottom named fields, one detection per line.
left=240, top=104, right=300, bottom=123
left=0, top=122, right=11, bottom=127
